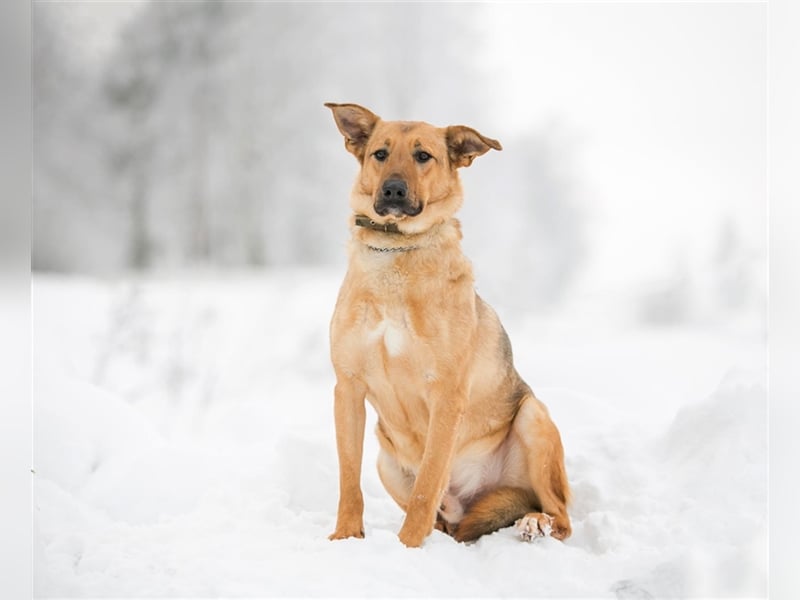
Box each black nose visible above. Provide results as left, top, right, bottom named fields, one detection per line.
left=375, top=178, right=422, bottom=217
left=381, top=179, right=408, bottom=202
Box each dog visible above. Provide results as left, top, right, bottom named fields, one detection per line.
left=325, top=103, right=571, bottom=548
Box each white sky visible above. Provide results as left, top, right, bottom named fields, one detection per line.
left=475, top=2, right=767, bottom=287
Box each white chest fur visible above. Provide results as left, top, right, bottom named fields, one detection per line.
left=368, top=317, right=407, bottom=357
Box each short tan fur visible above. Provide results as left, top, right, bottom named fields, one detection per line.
left=325, top=103, right=571, bottom=548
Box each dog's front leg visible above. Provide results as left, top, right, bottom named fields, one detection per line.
left=329, top=377, right=368, bottom=540
left=398, top=387, right=465, bottom=547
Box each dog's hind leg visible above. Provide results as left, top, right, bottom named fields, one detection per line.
left=377, top=445, right=466, bottom=535
left=452, top=486, right=539, bottom=542
left=376, top=427, right=470, bottom=537
left=376, top=447, right=415, bottom=511
left=512, top=394, right=572, bottom=540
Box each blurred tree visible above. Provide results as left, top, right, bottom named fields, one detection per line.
left=35, top=2, right=492, bottom=271
left=103, top=0, right=242, bottom=268
left=105, top=1, right=484, bottom=268
left=33, top=2, right=126, bottom=272
left=104, top=26, right=157, bottom=269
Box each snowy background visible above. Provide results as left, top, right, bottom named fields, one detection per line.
left=33, top=1, right=767, bottom=597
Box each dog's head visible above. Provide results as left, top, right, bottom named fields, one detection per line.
left=325, top=103, right=501, bottom=234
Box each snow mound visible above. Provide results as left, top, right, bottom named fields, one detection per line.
left=660, top=368, right=767, bottom=507
left=34, top=371, right=162, bottom=494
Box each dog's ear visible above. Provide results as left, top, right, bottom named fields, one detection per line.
left=325, top=103, right=381, bottom=163
left=445, top=125, right=502, bottom=168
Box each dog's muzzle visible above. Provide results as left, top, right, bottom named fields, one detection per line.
left=374, top=178, right=423, bottom=217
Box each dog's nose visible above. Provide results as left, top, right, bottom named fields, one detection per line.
left=376, top=178, right=422, bottom=217
left=381, top=179, right=408, bottom=202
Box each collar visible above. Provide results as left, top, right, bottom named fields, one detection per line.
left=354, top=214, right=420, bottom=253
left=354, top=215, right=402, bottom=234
left=365, top=244, right=419, bottom=253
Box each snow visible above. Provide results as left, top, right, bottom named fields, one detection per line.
left=32, top=270, right=767, bottom=597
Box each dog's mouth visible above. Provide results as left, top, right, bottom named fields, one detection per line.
left=373, top=199, right=423, bottom=218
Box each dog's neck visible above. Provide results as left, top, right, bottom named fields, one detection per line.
left=352, top=214, right=445, bottom=254
left=354, top=215, right=403, bottom=235
left=352, top=215, right=417, bottom=252
left=349, top=214, right=473, bottom=296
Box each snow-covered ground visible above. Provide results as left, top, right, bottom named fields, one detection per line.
left=32, top=270, right=767, bottom=598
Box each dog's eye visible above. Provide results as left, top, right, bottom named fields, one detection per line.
left=373, top=149, right=388, bottom=162
left=415, top=151, right=432, bottom=164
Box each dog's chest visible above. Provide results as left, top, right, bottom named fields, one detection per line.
left=352, top=269, right=424, bottom=361
left=346, top=292, right=438, bottom=393
left=367, top=315, right=407, bottom=357
left=332, top=260, right=467, bottom=385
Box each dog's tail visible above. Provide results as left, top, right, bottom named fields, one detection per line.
left=452, top=486, right=540, bottom=543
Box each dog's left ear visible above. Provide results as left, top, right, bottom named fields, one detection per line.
left=446, top=125, right=502, bottom=168
left=325, top=102, right=381, bottom=163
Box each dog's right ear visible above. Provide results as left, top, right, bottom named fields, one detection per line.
left=325, top=103, right=381, bottom=163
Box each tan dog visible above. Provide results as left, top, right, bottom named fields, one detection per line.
left=325, top=103, right=571, bottom=548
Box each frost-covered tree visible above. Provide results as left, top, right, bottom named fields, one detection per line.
left=36, top=2, right=535, bottom=274
left=96, top=1, right=485, bottom=268
left=32, top=3, right=124, bottom=272
left=102, top=0, right=244, bottom=268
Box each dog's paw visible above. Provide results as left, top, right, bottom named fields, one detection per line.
left=398, top=520, right=432, bottom=548
left=438, top=493, right=464, bottom=524
left=328, top=524, right=365, bottom=541
left=515, top=512, right=554, bottom=542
